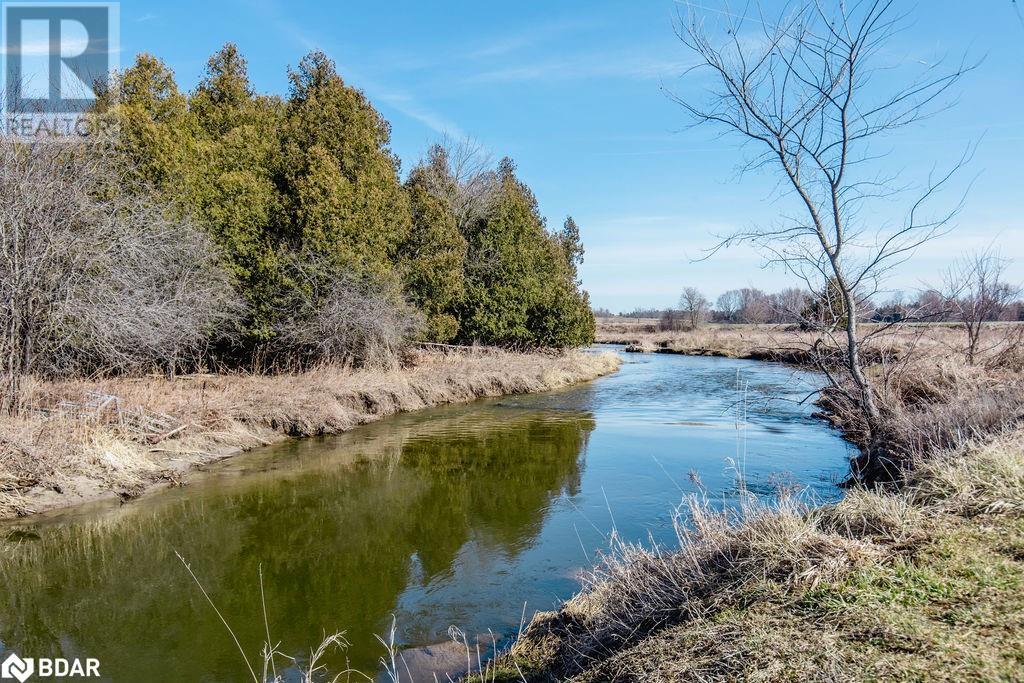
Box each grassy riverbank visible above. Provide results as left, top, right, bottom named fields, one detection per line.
left=464, top=320, right=1024, bottom=681
left=596, top=316, right=818, bottom=359
left=0, top=349, right=620, bottom=518
left=479, top=430, right=1024, bottom=681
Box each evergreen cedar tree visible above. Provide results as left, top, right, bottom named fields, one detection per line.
left=95, top=44, right=594, bottom=355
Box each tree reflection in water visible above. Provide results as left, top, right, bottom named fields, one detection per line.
left=0, top=404, right=595, bottom=681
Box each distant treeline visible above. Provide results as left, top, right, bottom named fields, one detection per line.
left=601, top=288, right=811, bottom=325
left=94, top=45, right=593, bottom=360
left=602, top=285, right=1024, bottom=327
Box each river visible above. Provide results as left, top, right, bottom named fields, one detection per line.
left=0, top=349, right=854, bottom=681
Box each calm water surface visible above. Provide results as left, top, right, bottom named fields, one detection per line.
left=0, top=350, right=854, bottom=681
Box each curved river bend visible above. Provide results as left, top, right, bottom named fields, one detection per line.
left=0, top=349, right=854, bottom=681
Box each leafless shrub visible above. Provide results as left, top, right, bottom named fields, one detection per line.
left=55, top=201, right=239, bottom=376
left=657, top=309, right=686, bottom=332
left=273, top=254, right=423, bottom=369
left=0, top=136, right=240, bottom=413
left=941, top=249, right=1022, bottom=364
left=987, top=324, right=1024, bottom=371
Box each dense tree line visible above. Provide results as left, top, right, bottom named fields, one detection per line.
left=95, top=45, right=592, bottom=358
left=0, top=44, right=594, bottom=412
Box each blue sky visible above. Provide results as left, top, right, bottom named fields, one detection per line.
left=119, top=1, right=1024, bottom=312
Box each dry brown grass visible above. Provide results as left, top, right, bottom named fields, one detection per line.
left=598, top=318, right=814, bottom=359
left=0, top=349, right=620, bottom=518
left=905, top=430, right=1024, bottom=517
left=477, top=431, right=1024, bottom=682
left=595, top=317, right=1009, bottom=363
left=483, top=496, right=885, bottom=681
left=811, top=357, right=1024, bottom=483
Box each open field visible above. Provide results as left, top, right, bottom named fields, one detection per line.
left=0, top=349, right=620, bottom=519
left=595, top=317, right=1023, bottom=364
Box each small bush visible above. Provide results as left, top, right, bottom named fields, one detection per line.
left=272, top=256, right=423, bottom=369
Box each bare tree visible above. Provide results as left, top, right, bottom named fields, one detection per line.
left=659, top=308, right=683, bottom=332
left=942, top=250, right=1021, bottom=364
left=738, top=287, right=772, bottom=324
left=679, top=286, right=710, bottom=329
left=420, top=136, right=497, bottom=234
left=915, top=288, right=945, bottom=321
left=674, top=0, right=972, bottom=474
left=771, top=287, right=809, bottom=322
left=716, top=290, right=743, bottom=322
left=0, top=136, right=240, bottom=413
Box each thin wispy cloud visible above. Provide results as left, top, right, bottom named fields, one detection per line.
left=246, top=0, right=465, bottom=139
left=467, top=17, right=602, bottom=59
left=464, top=52, right=693, bottom=85
left=368, top=86, right=466, bottom=138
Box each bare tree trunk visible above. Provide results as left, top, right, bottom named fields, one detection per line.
left=842, top=291, right=880, bottom=430
left=966, top=322, right=980, bottom=365
left=673, top=0, right=972, bottom=482
left=3, top=327, right=21, bottom=415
